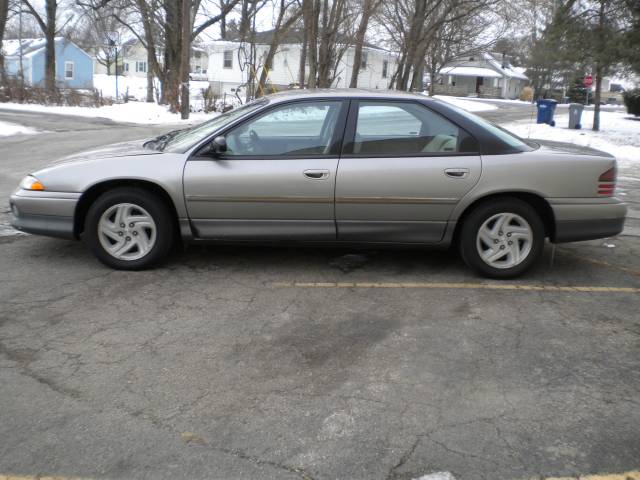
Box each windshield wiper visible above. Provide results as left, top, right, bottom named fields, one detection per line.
left=144, top=129, right=186, bottom=151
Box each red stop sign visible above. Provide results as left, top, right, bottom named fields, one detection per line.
left=584, top=75, right=593, bottom=87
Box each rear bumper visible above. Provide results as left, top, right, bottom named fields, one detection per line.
left=9, top=189, right=80, bottom=240
left=550, top=198, right=627, bottom=242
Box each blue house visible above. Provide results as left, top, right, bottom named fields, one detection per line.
left=3, top=37, right=93, bottom=89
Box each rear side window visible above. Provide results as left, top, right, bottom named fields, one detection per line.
left=351, top=101, right=478, bottom=155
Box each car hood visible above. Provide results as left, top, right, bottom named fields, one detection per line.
left=532, top=139, right=614, bottom=158
left=48, top=139, right=161, bottom=167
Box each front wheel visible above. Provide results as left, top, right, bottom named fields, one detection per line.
left=459, top=198, right=545, bottom=279
left=84, top=187, right=174, bottom=270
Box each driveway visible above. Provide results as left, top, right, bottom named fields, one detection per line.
left=0, top=108, right=638, bottom=480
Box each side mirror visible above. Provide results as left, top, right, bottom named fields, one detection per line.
left=209, top=136, right=227, bottom=156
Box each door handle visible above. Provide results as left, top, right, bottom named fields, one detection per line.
left=303, top=169, right=330, bottom=180
left=444, top=168, right=470, bottom=179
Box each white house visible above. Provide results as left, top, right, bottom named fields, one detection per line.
left=92, top=41, right=209, bottom=80
left=204, top=39, right=397, bottom=96
left=435, top=52, right=528, bottom=99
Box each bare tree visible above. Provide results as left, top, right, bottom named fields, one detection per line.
left=0, top=0, right=10, bottom=81
left=349, top=0, right=382, bottom=87
left=256, top=0, right=301, bottom=95
left=22, top=0, right=58, bottom=92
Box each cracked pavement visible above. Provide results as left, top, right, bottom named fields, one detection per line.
left=0, top=109, right=639, bottom=480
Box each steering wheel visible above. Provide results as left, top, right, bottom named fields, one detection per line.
left=249, top=129, right=260, bottom=143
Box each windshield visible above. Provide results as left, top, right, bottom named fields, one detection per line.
left=161, top=100, right=268, bottom=153
left=439, top=101, right=536, bottom=152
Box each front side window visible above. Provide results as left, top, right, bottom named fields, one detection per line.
left=64, top=61, right=74, bottom=79
left=161, top=100, right=268, bottom=153
left=223, top=50, right=233, bottom=69
left=225, top=101, right=343, bottom=157
left=352, top=101, right=478, bottom=155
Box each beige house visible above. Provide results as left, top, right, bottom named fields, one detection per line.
left=435, top=52, right=528, bottom=99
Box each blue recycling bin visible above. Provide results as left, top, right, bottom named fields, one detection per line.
left=536, top=99, right=558, bottom=126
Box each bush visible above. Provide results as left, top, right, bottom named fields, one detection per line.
left=623, top=88, right=640, bottom=116
left=519, top=86, right=534, bottom=102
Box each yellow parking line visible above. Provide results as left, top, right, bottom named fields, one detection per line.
left=0, top=476, right=93, bottom=480
left=272, top=281, right=640, bottom=293
left=543, top=470, right=640, bottom=480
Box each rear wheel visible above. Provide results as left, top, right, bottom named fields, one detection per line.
left=84, top=187, right=174, bottom=270
left=459, top=198, right=545, bottom=278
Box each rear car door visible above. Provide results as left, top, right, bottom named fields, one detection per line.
left=184, top=99, right=347, bottom=240
left=335, top=100, right=481, bottom=243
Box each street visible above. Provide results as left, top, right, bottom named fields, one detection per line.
left=1, top=105, right=639, bottom=480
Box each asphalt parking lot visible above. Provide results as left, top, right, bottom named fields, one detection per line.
left=1, top=108, right=639, bottom=480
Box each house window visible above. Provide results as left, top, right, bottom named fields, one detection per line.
left=135, top=61, right=147, bottom=73
left=124, top=63, right=129, bottom=72
left=360, top=51, right=368, bottom=70
left=194, top=51, right=201, bottom=59
left=64, top=61, right=74, bottom=80
left=223, top=50, right=233, bottom=69
left=382, top=60, right=388, bottom=78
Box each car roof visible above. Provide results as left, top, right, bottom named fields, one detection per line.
left=263, top=88, right=435, bottom=103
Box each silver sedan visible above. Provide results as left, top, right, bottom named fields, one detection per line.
left=9, top=90, right=627, bottom=278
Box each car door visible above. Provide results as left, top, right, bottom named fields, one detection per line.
left=184, top=99, right=347, bottom=241
left=335, top=100, right=481, bottom=243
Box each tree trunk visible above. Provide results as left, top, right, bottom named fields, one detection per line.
left=349, top=7, right=371, bottom=88
left=304, top=0, right=319, bottom=88
left=299, top=26, right=307, bottom=87
left=0, top=0, right=8, bottom=82
left=146, top=47, right=154, bottom=102
left=44, top=0, right=57, bottom=93
left=179, top=0, right=190, bottom=119
left=164, top=0, right=182, bottom=112
left=593, top=63, right=602, bottom=131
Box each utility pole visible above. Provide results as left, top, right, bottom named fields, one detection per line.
left=179, top=0, right=190, bottom=119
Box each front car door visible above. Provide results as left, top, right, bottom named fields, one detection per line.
left=335, top=100, right=481, bottom=243
left=184, top=99, right=347, bottom=241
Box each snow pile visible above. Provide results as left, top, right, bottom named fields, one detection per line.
left=0, top=120, right=38, bottom=136
left=432, top=95, right=498, bottom=112
left=0, top=101, right=214, bottom=125
left=94, top=74, right=213, bottom=109
left=500, top=110, right=640, bottom=171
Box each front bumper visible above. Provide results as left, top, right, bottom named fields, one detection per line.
left=9, top=189, right=80, bottom=239
left=549, top=197, right=627, bottom=242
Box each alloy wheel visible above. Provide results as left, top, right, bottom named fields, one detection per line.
left=98, top=203, right=157, bottom=261
left=475, top=212, right=533, bottom=269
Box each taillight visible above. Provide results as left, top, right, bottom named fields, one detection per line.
left=598, top=167, right=616, bottom=196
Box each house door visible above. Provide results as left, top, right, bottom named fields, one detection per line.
left=475, top=76, right=484, bottom=94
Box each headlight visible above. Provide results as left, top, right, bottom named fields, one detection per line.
left=19, top=175, right=45, bottom=191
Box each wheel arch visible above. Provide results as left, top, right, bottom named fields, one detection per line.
left=73, top=179, right=181, bottom=240
left=451, top=191, right=556, bottom=246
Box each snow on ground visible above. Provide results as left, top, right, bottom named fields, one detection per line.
left=412, top=473, right=456, bottom=480
left=432, top=95, right=498, bottom=112
left=0, top=120, right=38, bottom=136
left=0, top=101, right=214, bottom=125
left=93, top=74, right=212, bottom=109
left=500, top=109, right=640, bottom=171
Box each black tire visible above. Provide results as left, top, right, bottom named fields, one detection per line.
left=459, top=198, right=545, bottom=279
left=84, top=187, right=174, bottom=270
